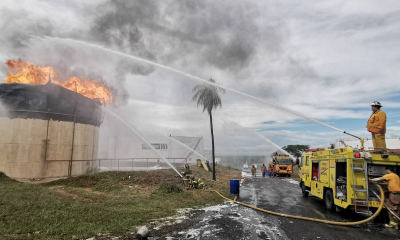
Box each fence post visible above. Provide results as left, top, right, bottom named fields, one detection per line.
left=118, top=159, right=119, bottom=171
left=147, top=159, right=148, bottom=169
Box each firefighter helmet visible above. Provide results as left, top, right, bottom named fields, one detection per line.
left=185, top=164, right=189, bottom=169
left=370, top=101, right=382, bottom=107
left=190, top=176, right=195, bottom=180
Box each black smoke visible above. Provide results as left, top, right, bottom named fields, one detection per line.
left=0, top=0, right=290, bottom=105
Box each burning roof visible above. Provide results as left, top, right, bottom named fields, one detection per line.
left=0, top=82, right=103, bottom=126
left=4, top=59, right=114, bottom=104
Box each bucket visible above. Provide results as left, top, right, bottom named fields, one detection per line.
left=230, top=179, right=240, bottom=195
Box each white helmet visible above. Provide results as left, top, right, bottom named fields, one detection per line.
left=370, top=101, right=382, bottom=107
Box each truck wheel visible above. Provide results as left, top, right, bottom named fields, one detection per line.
left=301, top=183, right=309, bottom=197
left=288, top=174, right=291, bottom=177
left=324, top=189, right=335, bottom=212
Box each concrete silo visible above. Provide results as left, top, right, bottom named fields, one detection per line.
left=0, top=82, right=103, bottom=179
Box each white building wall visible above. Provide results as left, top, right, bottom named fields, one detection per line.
left=334, top=138, right=400, bottom=150
left=108, top=135, right=205, bottom=160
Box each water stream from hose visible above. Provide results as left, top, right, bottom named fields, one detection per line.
left=254, top=132, right=296, bottom=160
left=106, top=109, right=183, bottom=177
left=167, top=136, right=208, bottom=161
left=37, top=36, right=345, bottom=134
left=223, top=120, right=296, bottom=160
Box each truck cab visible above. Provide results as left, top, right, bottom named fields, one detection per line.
left=269, top=154, right=293, bottom=177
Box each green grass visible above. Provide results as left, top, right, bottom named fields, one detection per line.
left=0, top=165, right=240, bottom=240
left=157, top=183, right=184, bottom=194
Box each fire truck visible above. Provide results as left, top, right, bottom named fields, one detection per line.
left=298, top=138, right=400, bottom=214
left=269, top=153, right=293, bottom=177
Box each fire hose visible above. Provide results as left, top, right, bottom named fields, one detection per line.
left=370, top=187, right=400, bottom=221
left=213, top=181, right=385, bottom=226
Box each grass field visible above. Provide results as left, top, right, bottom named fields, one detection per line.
left=0, top=165, right=241, bottom=240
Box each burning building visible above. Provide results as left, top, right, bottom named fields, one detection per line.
left=0, top=60, right=112, bottom=179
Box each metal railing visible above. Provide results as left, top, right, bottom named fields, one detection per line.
left=45, top=158, right=188, bottom=176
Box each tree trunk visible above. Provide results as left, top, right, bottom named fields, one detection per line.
left=209, top=111, right=216, bottom=181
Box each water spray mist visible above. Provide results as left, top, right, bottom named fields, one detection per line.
left=34, top=36, right=363, bottom=141
left=223, top=120, right=296, bottom=160
left=167, top=136, right=208, bottom=161
left=105, top=109, right=183, bottom=177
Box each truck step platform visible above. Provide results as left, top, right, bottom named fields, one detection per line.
left=352, top=185, right=367, bottom=191
left=354, top=199, right=369, bottom=206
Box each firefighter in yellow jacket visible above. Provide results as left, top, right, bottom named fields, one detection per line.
left=190, top=176, right=205, bottom=189
left=181, top=164, right=192, bottom=189
left=366, top=101, right=387, bottom=149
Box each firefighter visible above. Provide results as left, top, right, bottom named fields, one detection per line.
left=272, top=167, right=277, bottom=178
left=190, top=176, right=205, bottom=189
left=181, top=164, right=192, bottom=189
left=271, top=160, right=278, bottom=178
left=261, top=164, right=267, bottom=177
left=183, top=164, right=192, bottom=176
left=372, top=167, right=400, bottom=229
left=367, top=101, right=387, bottom=150
left=251, top=165, right=256, bottom=177
left=268, top=164, right=273, bottom=178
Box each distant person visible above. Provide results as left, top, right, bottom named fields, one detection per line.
left=372, top=167, right=400, bottom=229
left=271, top=161, right=278, bottom=178
left=268, top=164, right=273, bottom=178
left=251, top=165, right=256, bottom=177
left=181, top=164, right=192, bottom=189
left=205, top=160, right=212, bottom=172
left=261, top=164, right=267, bottom=177
left=271, top=166, right=277, bottom=178
left=367, top=101, right=387, bottom=150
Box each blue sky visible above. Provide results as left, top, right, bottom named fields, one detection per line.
left=261, top=108, right=400, bottom=133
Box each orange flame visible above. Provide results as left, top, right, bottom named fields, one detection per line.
left=4, top=59, right=114, bottom=104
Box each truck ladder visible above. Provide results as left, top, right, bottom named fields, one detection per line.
left=351, top=158, right=370, bottom=215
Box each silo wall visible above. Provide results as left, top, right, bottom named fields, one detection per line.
left=0, top=118, right=99, bottom=179
left=0, top=82, right=103, bottom=179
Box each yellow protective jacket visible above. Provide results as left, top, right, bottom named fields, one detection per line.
left=181, top=169, right=192, bottom=180
left=366, top=110, right=386, bottom=133
left=192, top=177, right=204, bottom=187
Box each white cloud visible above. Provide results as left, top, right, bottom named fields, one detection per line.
left=1, top=0, right=400, bottom=156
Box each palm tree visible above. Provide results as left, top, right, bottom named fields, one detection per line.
left=192, top=78, right=225, bottom=181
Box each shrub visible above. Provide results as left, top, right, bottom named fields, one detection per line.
left=158, top=183, right=183, bottom=194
